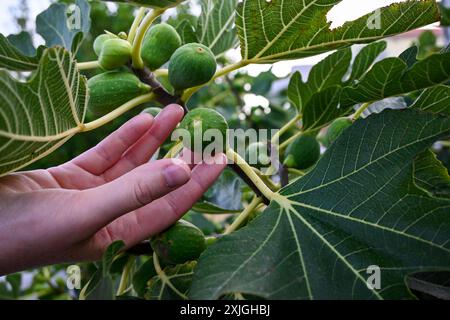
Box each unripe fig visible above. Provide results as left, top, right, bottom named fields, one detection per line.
left=324, top=117, right=353, bottom=147
left=93, top=34, right=116, bottom=56
left=141, top=23, right=181, bottom=71
left=246, top=142, right=270, bottom=168
left=151, top=220, right=206, bottom=266
left=178, top=108, right=228, bottom=153
left=98, top=38, right=132, bottom=70
left=88, top=71, right=150, bottom=116
left=168, top=43, right=217, bottom=92
left=283, top=135, right=321, bottom=170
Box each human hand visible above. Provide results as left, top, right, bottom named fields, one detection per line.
left=0, top=104, right=226, bottom=275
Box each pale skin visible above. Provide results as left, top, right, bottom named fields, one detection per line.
left=0, top=104, right=227, bottom=275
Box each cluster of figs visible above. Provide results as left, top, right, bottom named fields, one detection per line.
left=84, top=24, right=356, bottom=274
left=87, top=23, right=217, bottom=116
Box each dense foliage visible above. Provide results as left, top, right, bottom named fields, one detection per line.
left=0, top=0, right=449, bottom=300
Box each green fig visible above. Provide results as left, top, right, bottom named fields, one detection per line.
left=324, top=117, right=353, bottom=147
left=98, top=38, right=132, bottom=70
left=150, top=220, right=206, bottom=266
left=93, top=34, right=117, bottom=56
left=88, top=71, right=150, bottom=116
left=178, top=108, right=228, bottom=153
left=283, top=135, right=321, bottom=170
left=141, top=23, right=181, bottom=71
left=168, top=43, right=217, bottom=92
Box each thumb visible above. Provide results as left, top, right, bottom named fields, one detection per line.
left=80, top=159, right=191, bottom=228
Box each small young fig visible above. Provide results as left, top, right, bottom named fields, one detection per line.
left=246, top=142, right=270, bottom=168
left=98, top=38, right=132, bottom=70
left=88, top=71, right=150, bottom=116
left=283, top=135, right=321, bottom=170
left=93, top=34, right=117, bottom=56
left=178, top=108, right=228, bottom=153
left=168, top=43, right=217, bottom=92
left=150, top=220, right=206, bottom=266
left=205, top=236, right=218, bottom=247
left=324, top=117, right=353, bottom=147
left=141, top=23, right=181, bottom=71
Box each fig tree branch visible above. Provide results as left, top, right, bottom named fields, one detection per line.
left=131, top=65, right=187, bottom=113
left=224, top=196, right=263, bottom=235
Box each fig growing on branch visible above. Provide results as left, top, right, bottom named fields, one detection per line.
left=141, top=23, right=182, bottom=71
left=98, top=38, right=132, bottom=70
left=93, top=34, right=117, bottom=56
left=168, top=43, right=217, bottom=92
left=178, top=108, right=228, bottom=153
left=283, top=135, right=321, bottom=170
left=324, top=117, right=353, bottom=147
left=88, top=71, right=151, bottom=116
left=150, top=220, right=206, bottom=266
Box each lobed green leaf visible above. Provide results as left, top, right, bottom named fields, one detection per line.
left=191, top=109, right=450, bottom=299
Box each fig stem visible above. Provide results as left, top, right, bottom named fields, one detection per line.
left=77, top=60, right=100, bottom=70
left=287, top=167, right=306, bottom=177
left=279, top=163, right=289, bottom=187
left=279, top=130, right=302, bottom=151
left=224, top=196, right=263, bottom=235
left=226, top=148, right=274, bottom=204
left=181, top=60, right=250, bottom=102
left=128, top=7, right=147, bottom=44
left=153, top=69, right=168, bottom=77
left=152, top=252, right=188, bottom=300
left=352, top=102, right=372, bottom=121
left=131, top=8, right=166, bottom=69
left=116, top=256, right=135, bottom=296
left=252, top=167, right=279, bottom=191
left=163, top=140, right=183, bottom=159
left=271, top=114, right=302, bottom=144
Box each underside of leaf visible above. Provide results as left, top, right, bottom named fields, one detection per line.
left=0, top=47, right=88, bottom=176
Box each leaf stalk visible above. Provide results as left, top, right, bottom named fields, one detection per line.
left=131, top=9, right=166, bottom=69
left=226, top=148, right=274, bottom=203
left=224, top=196, right=263, bottom=235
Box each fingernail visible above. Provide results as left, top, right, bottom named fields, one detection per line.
left=214, top=153, right=227, bottom=166
left=168, top=104, right=184, bottom=114
left=163, top=161, right=190, bottom=188
left=140, top=112, right=153, bottom=121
